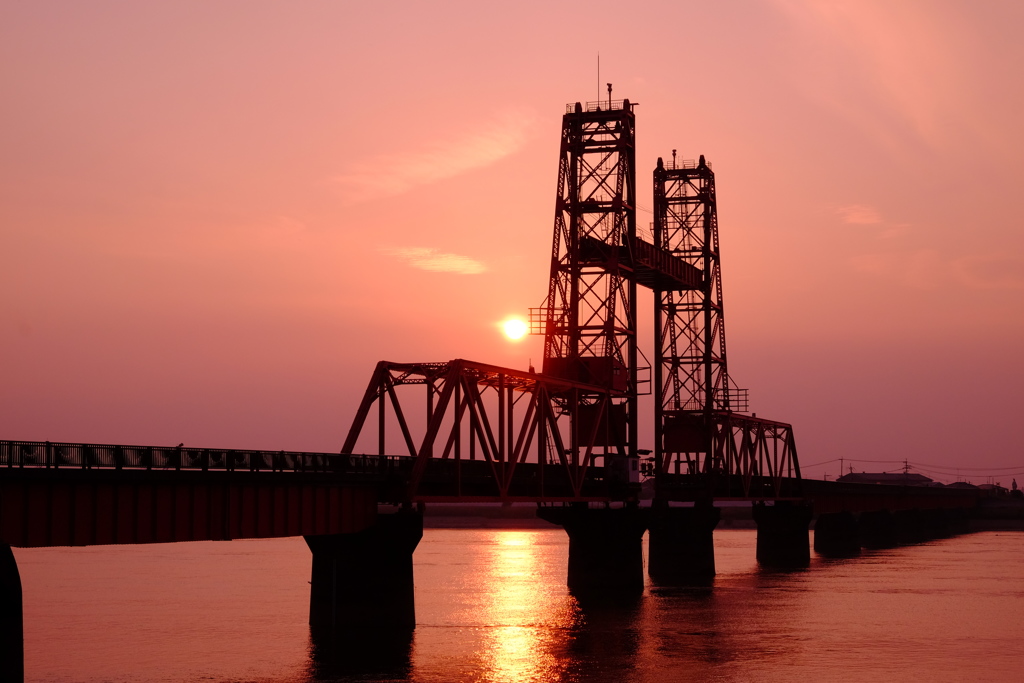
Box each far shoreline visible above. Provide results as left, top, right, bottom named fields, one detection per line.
left=418, top=498, right=1024, bottom=531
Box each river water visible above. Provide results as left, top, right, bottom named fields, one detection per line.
left=13, top=528, right=1024, bottom=682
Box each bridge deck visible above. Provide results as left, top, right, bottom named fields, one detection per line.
left=1, top=441, right=985, bottom=549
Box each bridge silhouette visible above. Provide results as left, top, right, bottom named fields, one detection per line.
left=0, top=96, right=983, bottom=682
left=0, top=432, right=981, bottom=681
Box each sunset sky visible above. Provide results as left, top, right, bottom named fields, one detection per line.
left=2, top=1, right=1022, bottom=483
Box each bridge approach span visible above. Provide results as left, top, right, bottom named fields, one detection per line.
left=0, top=440, right=389, bottom=548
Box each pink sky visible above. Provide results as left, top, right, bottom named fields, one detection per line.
left=2, top=1, right=1022, bottom=483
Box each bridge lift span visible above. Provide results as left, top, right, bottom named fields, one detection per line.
left=344, top=96, right=800, bottom=506
left=341, top=94, right=810, bottom=593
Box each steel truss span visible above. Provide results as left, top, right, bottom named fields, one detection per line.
left=341, top=359, right=640, bottom=502
left=652, top=413, right=801, bottom=500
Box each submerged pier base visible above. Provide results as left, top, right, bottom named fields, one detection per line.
left=538, top=504, right=647, bottom=595
left=813, top=511, right=861, bottom=557
left=0, top=544, right=23, bottom=683
left=647, top=502, right=720, bottom=584
left=304, top=508, right=423, bottom=631
left=753, top=501, right=812, bottom=568
left=308, top=626, right=414, bottom=680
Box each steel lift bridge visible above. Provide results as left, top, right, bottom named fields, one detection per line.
left=0, top=98, right=981, bottom=677
left=342, top=96, right=801, bottom=507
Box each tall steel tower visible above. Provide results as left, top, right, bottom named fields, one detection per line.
left=652, top=154, right=747, bottom=478
left=534, top=96, right=639, bottom=462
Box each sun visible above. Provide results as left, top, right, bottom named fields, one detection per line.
left=501, top=318, right=529, bottom=341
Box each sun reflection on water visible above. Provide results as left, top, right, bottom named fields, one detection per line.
left=476, top=530, right=575, bottom=683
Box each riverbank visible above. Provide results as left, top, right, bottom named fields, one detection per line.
left=420, top=498, right=1024, bottom=531
left=971, top=497, right=1024, bottom=530
left=420, top=502, right=758, bottom=529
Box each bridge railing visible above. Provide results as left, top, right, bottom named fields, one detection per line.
left=0, top=440, right=411, bottom=476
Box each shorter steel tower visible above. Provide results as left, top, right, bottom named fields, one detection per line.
left=653, top=154, right=741, bottom=473
left=652, top=154, right=798, bottom=496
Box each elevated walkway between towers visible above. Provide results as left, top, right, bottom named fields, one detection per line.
left=576, top=235, right=702, bottom=291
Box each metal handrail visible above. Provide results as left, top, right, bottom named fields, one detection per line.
left=565, top=99, right=629, bottom=113
left=663, top=158, right=712, bottom=171
left=0, top=440, right=411, bottom=475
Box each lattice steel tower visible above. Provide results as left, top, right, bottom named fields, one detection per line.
left=652, top=154, right=747, bottom=476
left=534, top=96, right=639, bottom=459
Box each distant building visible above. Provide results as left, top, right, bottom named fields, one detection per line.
left=978, top=483, right=1009, bottom=496
left=836, top=472, right=936, bottom=486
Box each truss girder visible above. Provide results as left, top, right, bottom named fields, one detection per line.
left=341, top=359, right=632, bottom=502
left=656, top=412, right=801, bottom=499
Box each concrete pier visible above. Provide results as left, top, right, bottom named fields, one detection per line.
left=0, top=544, right=22, bottom=683
left=946, top=507, right=971, bottom=535
left=858, top=509, right=897, bottom=548
left=304, top=508, right=423, bottom=631
left=648, top=502, right=720, bottom=584
left=893, top=508, right=930, bottom=545
left=921, top=508, right=952, bottom=540
left=538, top=504, right=647, bottom=595
left=753, top=501, right=812, bottom=568
left=813, top=511, right=861, bottom=557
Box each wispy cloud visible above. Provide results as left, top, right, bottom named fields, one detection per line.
left=836, top=205, right=914, bottom=239
left=837, top=204, right=882, bottom=225
left=381, top=247, right=486, bottom=275
left=333, top=109, right=536, bottom=203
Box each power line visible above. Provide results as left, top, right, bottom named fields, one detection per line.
left=912, top=464, right=1024, bottom=478
left=801, top=457, right=905, bottom=467
left=801, top=460, right=1024, bottom=484
left=799, top=458, right=841, bottom=469
left=907, top=461, right=1024, bottom=473
left=798, top=457, right=1023, bottom=474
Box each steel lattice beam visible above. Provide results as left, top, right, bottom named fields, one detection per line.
left=341, top=359, right=640, bottom=502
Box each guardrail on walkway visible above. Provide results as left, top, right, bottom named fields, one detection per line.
left=0, top=440, right=409, bottom=476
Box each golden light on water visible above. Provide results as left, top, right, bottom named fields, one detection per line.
left=500, top=318, right=528, bottom=341
left=478, top=531, right=567, bottom=682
